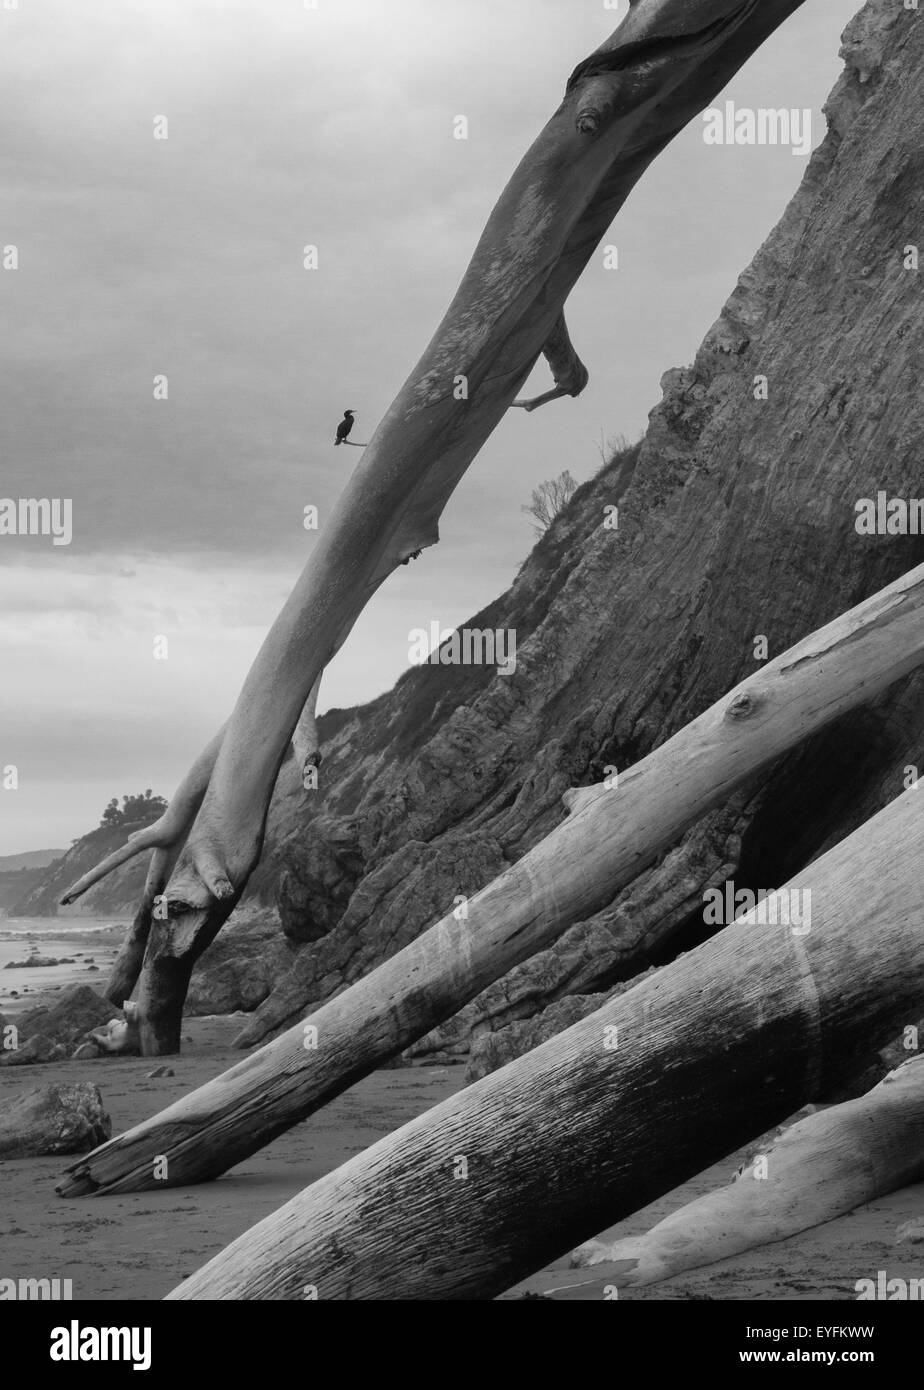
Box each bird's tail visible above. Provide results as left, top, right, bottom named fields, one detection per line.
left=333, top=438, right=341, bottom=445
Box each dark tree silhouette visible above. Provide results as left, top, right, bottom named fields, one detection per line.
left=522, top=470, right=578, bottom=535
left=99, top=792, right=168, bottom=830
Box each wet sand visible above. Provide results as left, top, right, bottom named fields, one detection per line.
left=0, top=1013, right=920, bottom=1300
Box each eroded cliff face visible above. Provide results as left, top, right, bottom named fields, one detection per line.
left=194, top=0, right=924, bottom=1066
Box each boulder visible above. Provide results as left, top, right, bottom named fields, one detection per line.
left=0, top=985, right=117, bottom=1050
left=0, top=1082, right=111, bottom=1157
left=0, top=1033, right=67, bottom=1067
left=186, top=909, right=295, bottom=1016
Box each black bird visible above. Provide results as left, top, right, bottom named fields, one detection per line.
left=334, top=410, right=356, bottom=446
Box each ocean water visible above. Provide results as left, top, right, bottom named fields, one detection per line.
left=0, top=917, right=126, bottom=1014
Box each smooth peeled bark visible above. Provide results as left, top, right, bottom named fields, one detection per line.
left=570, top=1055, right=924, bottom=1287
left=80, top=0, right=808, bottom=1055
left=56, top=562, right=924, bottom=1194
left=166, top=787, right=924, bottom=1299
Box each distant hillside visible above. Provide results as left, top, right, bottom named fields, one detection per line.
left=0, top=866, right=50, bottom=914
left=0, top=849, right=65, bottom=871
left=0, top=850, right=66, bottom=915
left=11, top=802, right=275, bottom=920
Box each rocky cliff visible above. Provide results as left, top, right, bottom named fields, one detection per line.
left=0, top=866, right=51, bottom=914
left=0, top=850, right=64, bottom=915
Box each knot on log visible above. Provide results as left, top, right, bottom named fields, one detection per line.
left=725, top=692, right=758, bottom=721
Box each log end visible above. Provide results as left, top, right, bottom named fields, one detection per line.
left=55, top=1164, right=99, bottom=1198
left=569, top=1239, right=642, bottom=1278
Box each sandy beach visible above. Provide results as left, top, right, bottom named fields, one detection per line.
left=0, top=1012, right=920, bottom=1300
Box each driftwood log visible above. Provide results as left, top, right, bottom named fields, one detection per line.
left=570, top=1055, right=924, bottom=1286
left=165, top=786, right=924, bottom=1299
left=58, top=0, right=810, bottom=1054
left=57, top=562, right=924, bottom=1195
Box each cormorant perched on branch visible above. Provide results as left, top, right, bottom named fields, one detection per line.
left=334, top=410, right=356, bottom=445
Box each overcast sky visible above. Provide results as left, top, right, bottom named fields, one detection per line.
left=0, top=0, right=860, bottom=854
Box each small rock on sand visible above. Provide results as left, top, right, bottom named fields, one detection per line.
left=4, top=956, right=76, bottom=970
left=0, top=1033, right=68, bottom=1067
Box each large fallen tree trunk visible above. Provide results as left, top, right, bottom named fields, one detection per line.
left=569, top=1054, right=924, bottom=1288
left=166, top=786, right=924, bottom=1299
left=59, top=0, right=810, bottom=1054
left=57, top=563, right=924, bottom=1195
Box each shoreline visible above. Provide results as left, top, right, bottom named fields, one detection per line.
left=0, top=919, right=125, bottom=1017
